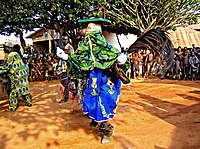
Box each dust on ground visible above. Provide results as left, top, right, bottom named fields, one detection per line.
left=0, top=79, right=200, bottom=149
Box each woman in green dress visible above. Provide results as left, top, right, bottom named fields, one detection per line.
left=0, top=44, right=32, bottom=111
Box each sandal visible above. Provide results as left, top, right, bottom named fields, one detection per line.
left=101, top=135, right=111, bottom=144
left=99, top=123, right=114, bottom=144
left=89, top=119, right=98, bottom=128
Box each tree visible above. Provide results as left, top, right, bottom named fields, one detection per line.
left=104, top=0, right=200, bottom=36
left=0, top=0, right=116, bottom=50
left=33, top=0, right=84, bottom=49
left=102, top=0, right=200, bottom=78
left=1, top=0, right=199, bottom=51
left=0, top=0, right=90, bottom=49
left=0, top=0, right=40, bottom=49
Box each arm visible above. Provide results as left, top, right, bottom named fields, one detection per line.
left=196, top=57, right=199, bottom=64
left=56, top=47, right=69, bottom=60
left=117, top=53, right=128, bottom=65
left=189, top=57, right=198, bottom=68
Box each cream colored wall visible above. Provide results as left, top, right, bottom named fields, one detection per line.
left=32, top=29, right=55, bottom=42
left=103, top=31, right=137, bottom=51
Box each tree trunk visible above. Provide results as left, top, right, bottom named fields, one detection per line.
left=18, top=30, right=26, bottom=50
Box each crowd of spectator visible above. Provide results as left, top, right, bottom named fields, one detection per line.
left=167, top=44, right=200, bottom=80
left=127, top=44, right=200, bottom=80
left=23, top=48, right=59, bottom=82
left=23, top=44, right=200, bottom=82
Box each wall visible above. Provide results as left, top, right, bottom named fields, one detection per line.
left=103, top=31, right=137, bottom=51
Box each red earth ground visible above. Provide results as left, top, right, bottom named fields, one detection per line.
left=0, top=78, right=200, bottom=149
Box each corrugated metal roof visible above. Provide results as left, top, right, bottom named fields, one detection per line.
left=26, top=28, right=44, bottom=38
left=168, top=24, right=200, bottom=48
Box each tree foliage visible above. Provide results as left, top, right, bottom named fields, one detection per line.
left=0, top=0, right=40, bottom=48
left=0, top=0, right=91, bottom=49
left=104, top=0, right=200, bottom=35
left=0, top=0, right=199, bottom=48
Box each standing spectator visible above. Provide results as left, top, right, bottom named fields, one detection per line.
left=191, top=44, right=199, bottom=78
left=46, top=59, right=54, bottom=81
left=44, top=58, right=53, bottom=81
left=52, top=58, right=58, bottom=79
left=182, top=47, right=190, bottom=80
left=189, top=52, right=199, bottom=80
left=130, top=53, right=139, bottom=79
left=27, top=48, right=33, bottom=63
left=36, top=60, right=45, bottom=81
left=23, top=49, right=29, bottom=59
left=174, top=56, right=181, bottom=80
left=13, top=44, right=23, bottom=58
left=156, top=53, right=162, bottom=73
left=175, top=46, right=183, bottom=77
left=28, top=59, right=36, bottom=82
left=0, top=44, right=32, bottom=111
left=62, top=36, right=74, bottom=55
left=56, top=35, right=77, bottom=103
left=166, top=59, right=175, bottom=79
left=137, top=50, right=143, bottom=79
left=175, top=46, right=183, bottom=60
left=191, top=44, right=197, bottom=54
left=144, top=50, right=154, bottom=78
left=126, top=53, right=132, bottom=79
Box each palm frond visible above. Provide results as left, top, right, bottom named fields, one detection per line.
left=128, top=28, right=175, bottom=77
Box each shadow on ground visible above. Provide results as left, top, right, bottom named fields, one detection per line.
left=119, top=78, right=200, bottom=149
left=0, top=80, right=134, bottom=148
left=1, top=79, right=200, bottom=148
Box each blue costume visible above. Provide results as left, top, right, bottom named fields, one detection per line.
left=57, top=6, right=130, bottom=144
left=82, top=68, right=121, bottom=122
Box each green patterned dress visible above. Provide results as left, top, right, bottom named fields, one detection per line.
left=67, top=30, right=130, bottom=84
left=65, top=30, right=130, bottom=122
left=0, top=51, right=32, bottom=111
left=69, top=30, right=120, bottom=71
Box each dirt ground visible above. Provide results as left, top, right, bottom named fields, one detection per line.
left=0, top=78, right=200, bottom=149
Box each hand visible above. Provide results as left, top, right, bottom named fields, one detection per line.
left=56, top=47, right=69, bottom=60
left=117, top=53, right=127, bottom=65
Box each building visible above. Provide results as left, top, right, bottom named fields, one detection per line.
left=26, top=28, right=59, bottom=54
left=169, top=23, right=200, bottom=49
left=27, top=24, right=200, bottom=53
left=26, top=28, right=137, bottom=53
left=0, top=44, right=6, bottom=61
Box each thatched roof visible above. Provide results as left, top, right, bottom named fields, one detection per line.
left=168, top=23, right=200, bottom=49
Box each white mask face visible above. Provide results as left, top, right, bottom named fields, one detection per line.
left=86, top=23, right=102, bottom=32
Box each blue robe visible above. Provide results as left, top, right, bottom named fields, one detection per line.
left=82, top=68, right=121, bottom=122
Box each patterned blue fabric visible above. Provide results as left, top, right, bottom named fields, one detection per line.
left=82, top=68, right=121, bottom=122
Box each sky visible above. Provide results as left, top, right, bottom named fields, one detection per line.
left=0, top=31, right=34, bottom=45
left=0, top=29, right=137, bottom=50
